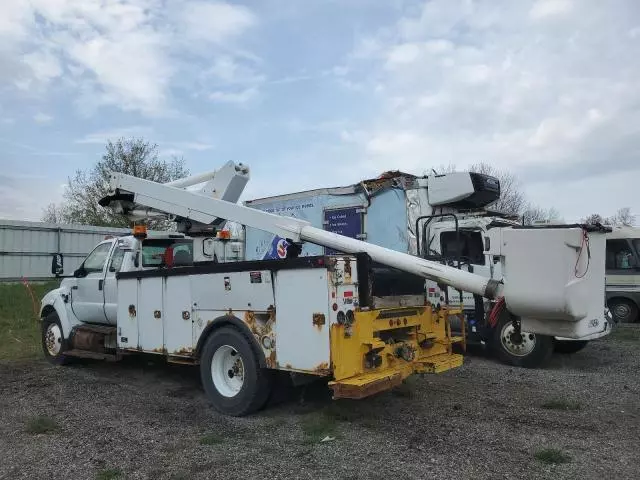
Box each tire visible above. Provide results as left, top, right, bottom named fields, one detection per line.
left=199, top=326, right=272, bottom=416
left=554, top=340, right=589, bottom=354
left=608, top=299, right=639, bottom=324
left=41, top=312, right=71, bottom=365
left=492, top=313, right=554, bottom=368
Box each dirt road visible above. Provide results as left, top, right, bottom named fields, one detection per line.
left=1, top=327, right=639, bottom=480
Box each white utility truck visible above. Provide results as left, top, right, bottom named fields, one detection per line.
left=41, top=162, right=611, bottom=416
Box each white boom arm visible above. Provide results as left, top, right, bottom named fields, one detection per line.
left=101, top=169, right=502, bottom=299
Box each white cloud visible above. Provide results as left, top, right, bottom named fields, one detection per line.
left=209, top=87, right=258, bottom=104
left=386, top=43, right=422, bottom=66
left=530, top=0, right=573, bottom=20
left=172, top=142, right=213, bottom=151
left=75, top=126, right=152, bottom=144
left=0, top=0, right=259, bottom=115
left=159, top=148, right=184, bottom=158
left=33, top=112, right=53, bottom=124
left=180, top=1, right=256, bottom=45
left=338, top=0, right=640, bottom=221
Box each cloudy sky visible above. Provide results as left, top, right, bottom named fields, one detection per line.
left=1, top=0, right=639, bottom=222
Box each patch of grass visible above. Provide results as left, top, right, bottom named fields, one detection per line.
left=610, top=326, right=640, bottom=343
left=301, top=412, right=339, bottom=444
left=269, top=417, right=287, bottom=428
left=0, top=281, right=60, bottom=361
left=534, top=448, right=571, bottom=465
left=391, top=376, right=419, bottom=398
left=25, top=415, right=59, bottom=434
left=95, top=468, right=122, bottom=480
left=199, top=433, right=225, bottom=445
left=169, top=473, right=190, bottom=480
left=541, top=399, right=582, bottom=411
left=323, top=402, right=365, bottom=423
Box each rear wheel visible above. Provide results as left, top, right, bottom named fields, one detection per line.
left=200, top=326, right=272, bottom=416
left=492, top=314, right=553, bottom=368
left=554, top=340, right=589, bottom=354
left=41, top=312, right=70, bottom=365
left=608, top=299, right=638, bottom=324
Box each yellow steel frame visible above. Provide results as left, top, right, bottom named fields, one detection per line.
left=328, top=304, right=464, bottom=399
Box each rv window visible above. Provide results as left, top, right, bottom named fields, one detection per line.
left=606, top=239, right=637, bottom=270
left=440, top=230, right=486, bottom=265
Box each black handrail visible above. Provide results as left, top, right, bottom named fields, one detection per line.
left=415, top=213, right=460, bottom=267
left=415, top=213, right=461, bottom=305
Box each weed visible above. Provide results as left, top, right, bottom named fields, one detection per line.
left=0, top=281, right=60, bottom=361
left=534, top=448, right=571, bottom=465
left=301, top=412, right=338, bottom=444
left=169, top=472, right=190, bottom=480
left=199, top=433, right=225, bottom=445
left=269, top=417, right=287, bottom=428
left=323, top=402, right=364, bottom=423
left=95, top=468, right=122, bottom=480
left=541, top=399, right=582, bottom=411
left=610, top=326, right=640, bottom=343
left=25, top=415, right=59, bottom=434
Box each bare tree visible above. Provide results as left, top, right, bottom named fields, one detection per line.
left=522, top=205, right=561, bottom=225
left=427, top=164, right=458, bottom=175
left=581, top=213, right=610, bottom=225
left=41, top=203, right=68, bottom=224
left=469, top=162, right=526, bottom=216
left=610, top=207, right=636, bottom=226
left=43, top=138, right=188, bottom=229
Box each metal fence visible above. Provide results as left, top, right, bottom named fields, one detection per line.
left=0, top=219, right=129, bottom=281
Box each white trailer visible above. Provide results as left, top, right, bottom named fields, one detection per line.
left=40, top=162, right=612, bottom=415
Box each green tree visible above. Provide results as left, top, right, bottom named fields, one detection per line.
left=42, top=138, right=188, bottom=229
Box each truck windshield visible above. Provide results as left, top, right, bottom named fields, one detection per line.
left=142, top=239, right=194, bottom=267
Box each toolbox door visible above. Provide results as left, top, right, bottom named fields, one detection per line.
left=274, top=269, right=330, bottom=372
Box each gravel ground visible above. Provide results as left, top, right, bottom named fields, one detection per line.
left=1, top=326, right=639, bottom=480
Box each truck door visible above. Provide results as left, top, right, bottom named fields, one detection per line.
left=71, top=241, right=113, bottom=324
left=323, top=206, right=365, bottom=255
left=103, top=245, right=125, bottom=325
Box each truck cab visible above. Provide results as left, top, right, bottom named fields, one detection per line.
left=42, top=232, right=194, bottom=335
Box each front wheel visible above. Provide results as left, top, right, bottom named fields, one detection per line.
left=41, top=312, right=71, bottom=365
left=492, top=314, right=553, bottom=368
left=200, top=326, right=272, bottom=416
left=554, top=340, right=589, bottom=354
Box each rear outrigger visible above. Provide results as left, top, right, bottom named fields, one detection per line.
left=40, top=161, right=612, bottom=416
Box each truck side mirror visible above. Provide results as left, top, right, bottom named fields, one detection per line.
left=73, top=266, right=87, bottom=278
left=51, top=254, right=64, bottom=276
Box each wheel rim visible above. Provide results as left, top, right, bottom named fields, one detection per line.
left=500, top=323, right=536, bottom=357
left=612, top=303, right=632, bottom=322
left=45, top=323, right=63, bottom=356
left=211, top=345, right=245, bottom=398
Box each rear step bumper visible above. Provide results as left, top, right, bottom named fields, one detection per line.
left=328, top=353, right=463, bottom=400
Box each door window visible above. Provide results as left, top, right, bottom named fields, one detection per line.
left=83, top=242, right=112, bottom=273
left=109, top=247, right=125, bottom=272
left=606, top=239, right=638, bottom=270
left=440, top=230, right=486, bottom=265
